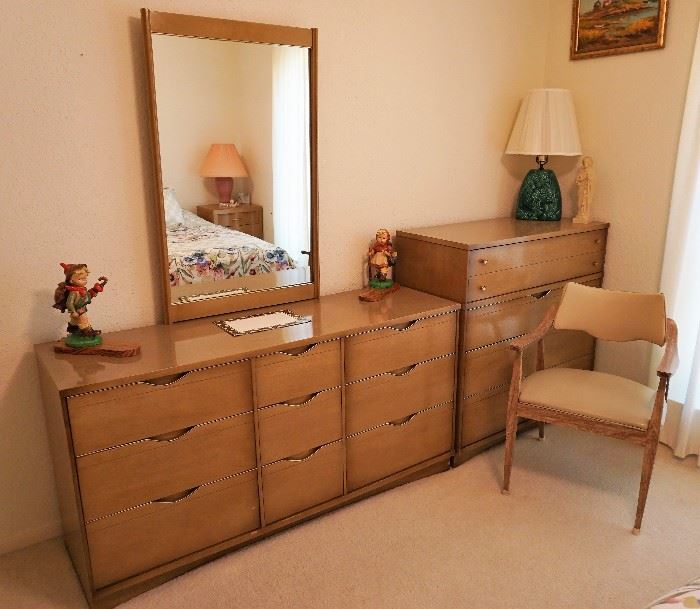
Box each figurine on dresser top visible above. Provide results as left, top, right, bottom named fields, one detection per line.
left=573, top=155, right=594, bottom=224
left=360, top=228, right=399, bottom=302
left=53, top=263, right=108, bottom=346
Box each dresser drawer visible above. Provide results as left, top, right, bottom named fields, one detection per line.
left=468, top=230, right=606, bottom=277
left=258, top=388, right=342, bottom=465
left=466, top=251, right=604, bottom=302
left=261, top=441, right=344, bottom=523
left=346, top=355, right=455, bottom=435
left=345, top=313, right=456, bottom=382
left=87, top=470, right=259, bottom=588
left=255, top=340, right=342, bottom=407
left=346, top=403, right=453, bottom=491
left=68, top=361, right=253, bottom=456
left=461, top=388, right=510, bottom=447
left=77, top=413, right=256, bottom=522
left=464, top=278, right=601, bottom=350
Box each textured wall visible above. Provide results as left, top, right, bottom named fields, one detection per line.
left=544, top=1, right=700, bottom=383
left=0, top=0, right=546, bottom=553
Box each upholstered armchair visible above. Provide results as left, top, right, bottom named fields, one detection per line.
left=501, top=282, right=679, bottom=533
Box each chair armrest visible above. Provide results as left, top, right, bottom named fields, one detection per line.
left=657, top=318, right=679, bottom=378
left=510, top=305, right=557, bottom=352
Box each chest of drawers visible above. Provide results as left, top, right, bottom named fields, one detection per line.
left=395, top=218, right=608, bottom=464
left=36, top=288, right=458, bottom=608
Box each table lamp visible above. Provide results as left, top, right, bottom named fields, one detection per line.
left=505, top=89, right=582, bottom=221
left=200, top=144, right=248, bottom=207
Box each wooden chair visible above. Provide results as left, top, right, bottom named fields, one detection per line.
left=502, top=282, right=679, bottom=533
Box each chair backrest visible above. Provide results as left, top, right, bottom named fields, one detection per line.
left=553, top=282, right=667, bottom=346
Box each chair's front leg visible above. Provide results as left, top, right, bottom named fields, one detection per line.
left=503, top=349, right=524, bottom=494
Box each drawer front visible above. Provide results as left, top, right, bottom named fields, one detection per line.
left=255, top=340, right=342, bottom=407
left=68, top=361, right=253, bottom=456
left=468, top=230, right=606, bottom=277
left=464, top=278, right=602, bottom=350
left=345, top=313, right=456, bottom=382
left=466, top=251, right=604, bottom=302
left=261, top=441, right=344, bottom=523
left=463, top=345, right=536, bottom=398
left=346, top=355, right=455, bottom=435
left=346, top=404, right=453, bottom=492
left=461, top=388, right=510, bottom=447
left=78, top=413, right=256, bottom=522
left=87, top=470, right=259, bottom=588
left=258, top=388, right=342, bottom=465
left=544, top=329, right=595, bottom=368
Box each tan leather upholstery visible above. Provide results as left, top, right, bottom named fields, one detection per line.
left=520, top=368, right=656, bottom=429
left=554, top=282, right=666, bottom=346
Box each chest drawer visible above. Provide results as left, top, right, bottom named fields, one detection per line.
left=468, top=230, right=606, bottom=277
left=254, top=340, right=342, bottom=407
left=346, top=355, right=455, bottom=435
left=87, top=469, right=259, bottom=588
left=258, top=388, right=342, bottom=465
left=77, top=412, right=256, bottom=522
left=68, top=361, right=253, bottom=456
left=344, top=313, right=456, bottom=382
left=466, top=251, right=603, bottom=302
left=464, top=277, right=602, bottom=350
left=346, top=403, right=454, bottom=491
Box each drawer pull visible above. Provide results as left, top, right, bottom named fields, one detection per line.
left=279, top=343, right=319, bottom=357
left=153, top=486, right=200, bottom=504
left=531, top=290, right=552, bottom=300
left=594, top=238, right=601, bottom=244
left=479, top=285, right=487, bottom=292
left=146, top=426, right=197, bottom=443
left=387, top=319, right=419, bottom=332
left=390, top=363, right=419, bottom=377
left=142, top=372, right=190, bottom=387
left=284, top=445, right=322, bottom=462
left=479, top=259, right=489, bottom=265
left=388, top=413, right=418, bottom=427
left=592, top=261, right=600, bottom=267
left=279, top=392, right=320, bottom=407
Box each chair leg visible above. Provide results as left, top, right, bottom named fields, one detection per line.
left=502, top=403, right=519, bottom=495
left=538, top=421, right=545, bottom=440
left=633, top=439, right=660, bottom=534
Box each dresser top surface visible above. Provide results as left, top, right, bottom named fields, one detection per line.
left=397, top=217, right=609, bottom=250
left=35, top=288, right=458, bottom=395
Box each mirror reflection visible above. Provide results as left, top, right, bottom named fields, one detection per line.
left=151, top=34, right=312, bottom=305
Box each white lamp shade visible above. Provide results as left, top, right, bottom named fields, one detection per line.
left=200, top=144, right=249, bottom=178
left=505, top=89, right=582, bottom=157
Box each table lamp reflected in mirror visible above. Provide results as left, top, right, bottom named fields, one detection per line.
left=505, top=88, right=582, bottom=221
left=200, top=143, right=249, bottom=207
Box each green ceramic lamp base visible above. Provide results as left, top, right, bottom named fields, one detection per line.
left=515, top=168, right=562, bottom=221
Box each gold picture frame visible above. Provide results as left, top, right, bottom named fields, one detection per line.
left=570, top=0, right=668, bottom=60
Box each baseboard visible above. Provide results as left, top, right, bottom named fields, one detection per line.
left=0, top=520, right=62, bottom=556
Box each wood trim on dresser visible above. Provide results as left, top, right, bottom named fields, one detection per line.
left=36, top=288, right=459, bottom=608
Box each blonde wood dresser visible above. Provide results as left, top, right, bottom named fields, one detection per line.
left=395, top=218, right=608, bottom=465
left=196, top=203, right=264, bottom=238
left=35, top=288, right=458, bottom=609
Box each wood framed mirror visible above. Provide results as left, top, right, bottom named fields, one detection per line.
left=141, top=9, right=319, bottom=323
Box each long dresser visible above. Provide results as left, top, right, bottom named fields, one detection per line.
left=395, top=218, right=609, bottom=465
left=35, top=288, right=458, bottom=609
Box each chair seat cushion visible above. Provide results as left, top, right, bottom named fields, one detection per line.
left=519, top=368, right=656, bottom=429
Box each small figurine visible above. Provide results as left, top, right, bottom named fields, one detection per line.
left=573, top=156, right=594, bottom=224
left=53, top=263, right=108, bottom=348
left=359, top=228, right=400, bottom=302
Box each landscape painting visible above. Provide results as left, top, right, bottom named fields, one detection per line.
left=570, top=0, right=668, bottom=60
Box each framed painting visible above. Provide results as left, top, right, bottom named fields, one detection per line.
left=570, top=0, right=668, bottom=60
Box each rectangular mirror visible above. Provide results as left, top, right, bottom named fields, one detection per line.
left=141, top=10, right=319, bottom=322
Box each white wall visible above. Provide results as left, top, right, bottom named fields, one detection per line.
left=1, top=0, right=548, bottom=554
left=544, top=1, right=700, bottom=383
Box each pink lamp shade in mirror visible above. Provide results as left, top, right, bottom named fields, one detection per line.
left=200, top=143, right=248, bottom=205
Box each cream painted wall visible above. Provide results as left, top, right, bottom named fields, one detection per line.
left=0, top=0, right=548, bottom=554
left=544, top=1, right=700, bottom=383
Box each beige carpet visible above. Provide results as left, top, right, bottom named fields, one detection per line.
left=2, top=426, right=699, bottom=609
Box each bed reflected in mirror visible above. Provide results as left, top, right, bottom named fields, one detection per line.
left=142, top=10, right=318, bottom=322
